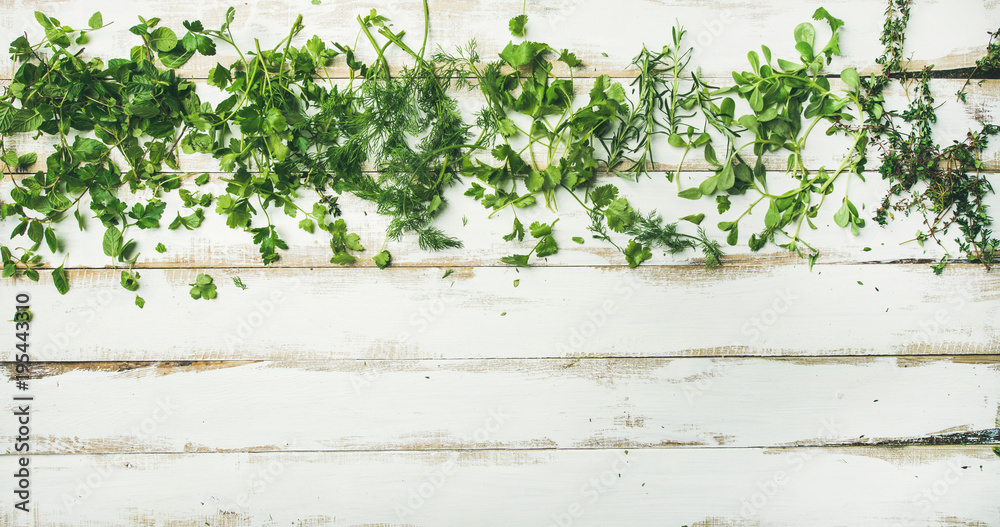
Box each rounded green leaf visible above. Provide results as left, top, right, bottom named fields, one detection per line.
left=834, top=201, right=851, bottom=228
left=102, top=227, right=123, bottom=257
left=840, top=67, right=861, bottom=90
left=717, top=163, right=736, bottom=191
left=149, top=27, right=177, bottom=52
left=793, top=22, right=815, bottom=47
left=749, top=88, right=764, bottom=113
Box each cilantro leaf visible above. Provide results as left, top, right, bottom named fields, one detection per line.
left=168, top=209, right=205, bottom=230
left=557, top=49, right=581, bottom=67
left=128, top=200, right=166, bottom=229
left=605, top=198, right=634, bottom=233
left=624, top=240, right=652, bottom=268
left=503, top=217, right=525, bottom=242
left=534, top=235, right=557, bottom=258
left=529, top=219, right=557, bottom=238
left=498, top=41, right=548, bottom=68
left=508, top=14, right=528, bottom=37
left=373, top=250, right=392, bottom=269
left=501, top=254, right=530, bottom=267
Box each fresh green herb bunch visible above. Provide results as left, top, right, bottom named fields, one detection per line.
left=867, top=0, right=1000, bottom=272
left=602, top=24, right=725, bottom=185
left=4, top=0, right=998, bottom=305
left=345, top=3, right=474, bottom=254
left=664, top=9, right=870, bottom=267
left=179, top=10, right=374, bottom=266
left=957, top=26, right=1000, bottom=102
left=1, top=11, right=206, bottom=304
left=442, top=15, right=720, bottom=267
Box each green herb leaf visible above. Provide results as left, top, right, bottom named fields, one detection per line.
left=678, top=188, right=703, bottom=200
left=102, top=228, right=123, bottom=258
left=373, top=250, right=392, bottom=269
left=623, top=240, right=652, bottom=268
left=794, top=22, right=816, bottom=47
left=680, top=213, right=705, bottom=225
left=508, top=14, right=527, bottom=37
left=834, top=201, right=851, bottom=228
left=840, top=67, right=860, bottom=90
left=189, top=273, right=217, bottom=300
left=52, top=265, right=69, bottom=295
left=150, top=27, right=178, bottom=52
left=501, top=254, right=531, bottom=267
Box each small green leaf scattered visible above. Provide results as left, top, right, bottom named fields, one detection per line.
left=189, top=273, right=217, bottom=300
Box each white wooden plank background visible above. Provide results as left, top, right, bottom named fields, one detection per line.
left=2, top=0, right=999, bottom=525
left=12, top=264, right=1000, bottom=361
left=1, top=448, right=998, bottom=527
left=2, top=357, right=998, bottom=452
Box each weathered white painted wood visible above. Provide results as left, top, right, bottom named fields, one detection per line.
left=9, top=264, right=999, bottom=361
left=2, top=357, right=997, bottom=453
left=1, top=0, right=996, bottom=79
left=3, top=3, right=998, bottom=526
left=0, top=447, right=996, bottom=526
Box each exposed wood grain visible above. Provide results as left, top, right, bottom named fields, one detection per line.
left=8, top=264, right=999, bottom=361
left=0, top=447, right=996, bottom=526
left=1, top=357, right=997, bottom=453
left=2, top=0, right=998, bottom=79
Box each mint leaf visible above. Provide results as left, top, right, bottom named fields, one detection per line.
left=52, top=265, right=69, bottom=295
